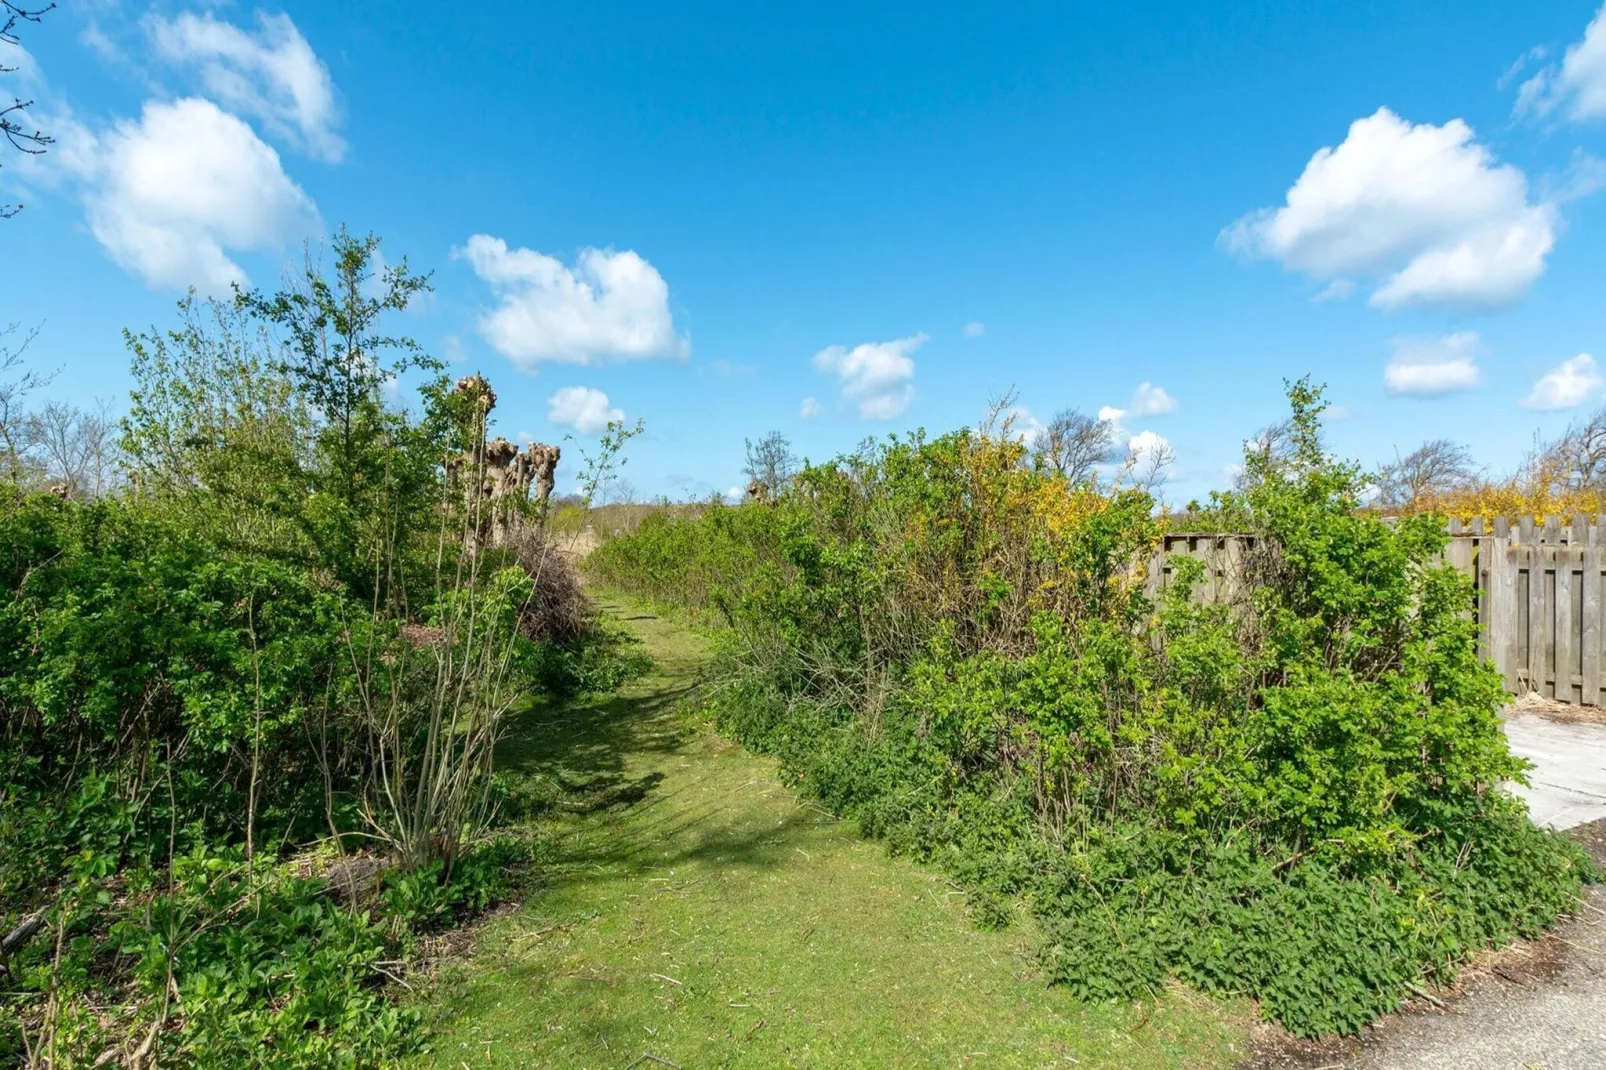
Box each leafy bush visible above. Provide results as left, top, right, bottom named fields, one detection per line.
left=595, top=380, right=1591, bottom=1036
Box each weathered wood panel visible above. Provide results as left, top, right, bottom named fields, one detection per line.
left=1148, top=515, right=1606, bottom=707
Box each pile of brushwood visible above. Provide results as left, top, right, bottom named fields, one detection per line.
left=588, top=379, right=1592, bottom=1037
left=0, top=232, right=643, bottom=1066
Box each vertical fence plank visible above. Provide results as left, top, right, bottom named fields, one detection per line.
left=1588, top=546, right=1603, bottom=708
left=1557, top=552, right=1574, bottom=700
left=1492, top=536, right=1515, bottom=692
left=1529, top=549, right=1547, bottom=696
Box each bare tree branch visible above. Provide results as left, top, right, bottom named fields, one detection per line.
left=1536, top=407, right=1606, bottom=493
left=1031, top=407, right=1117, bottom=484
left=1, top=2, right=55, bottom=219
left=27, top=398, right=121, bottom=498
left=1129, top=437, right=1176, bottom=494
left=1376, top=439, right=1477, bottom=510
left=0, top=322, right=53, bottom=482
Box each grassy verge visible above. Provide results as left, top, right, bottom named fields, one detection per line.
left=414, top=594, right=1254, bottom=1069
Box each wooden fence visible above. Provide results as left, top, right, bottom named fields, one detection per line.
left=1152, top=515, right=1606, bottom=707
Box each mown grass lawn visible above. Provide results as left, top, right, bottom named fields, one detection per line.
left=413, top=596, right=1254, bottom=1069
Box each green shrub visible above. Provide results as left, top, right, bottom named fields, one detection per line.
left=0, top=490, right=633, bottom=1061
left=599, top=380, right=1591, bottom=1037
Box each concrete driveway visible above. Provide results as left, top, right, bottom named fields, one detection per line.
left=1505, top=711, right=1606, bottom=830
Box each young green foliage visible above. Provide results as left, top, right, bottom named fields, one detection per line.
left=591, top=380, right=1590, bottom=1037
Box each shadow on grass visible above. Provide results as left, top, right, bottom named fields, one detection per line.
left=492, top=610, right=829, bottom=894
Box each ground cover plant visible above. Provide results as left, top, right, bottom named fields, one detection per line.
left=0, top=232, right=643, bottom=1066
left=587, top=378, right=1594, bottom=1037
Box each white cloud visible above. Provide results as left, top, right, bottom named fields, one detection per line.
left=1313, top=279, right=1355, bottom=303
left=963, top=321, right=985, bottom=338
left=146, top=11, right=344, bottom=162
left=1499, top=46, right=1550, bottom=92
left=1516, top=4, right=1606, bottom=124
left=1521, top=354, right=1604, bottom=411
left=547, top=386, right=624, bottom=434
left=68, top=97, right=319, bottom=292
left=457, top=235, right=687, bottom=371
left=1383, top=332, right=1483, bottom=396
left=80, top=22, right=128, bottom=67
left=799, top=396, right=823, bottom=419
left=1127, top=430, right=1171, bottom=459
left=726, top=485, right=744, bottom=500
left=1222, top=108, right=1557, bottom=310
left=1096, top=405, right=1128, bottom=441
left=1129, top=382, right=1178, bottom=417
left=812, top=333, right=924, bottom=420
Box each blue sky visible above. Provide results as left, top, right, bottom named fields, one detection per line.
left=6, top=0, right=1606, bottom=502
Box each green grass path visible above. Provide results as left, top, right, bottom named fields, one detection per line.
left=416, top=596, right=1252, bottom=1069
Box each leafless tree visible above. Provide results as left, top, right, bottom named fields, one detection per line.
left=0, top=322, right=51, bottom=482
left=1128, top=437, right=1177, bottom=494
left=1, top=2, right=55, bottom=219
left=1234, top=417, right=1299, bottom=492
left=1535, top=407, right=1606, bottom=492
left=600, top=476, right=639, bottom=506
left=1376, top=438, right=1478, bottom=510
left=27, top=398, right=121, bottom=498
left=743, top=430, right=798, bottom=497
left=1032, top=408, right=1117, bottom=483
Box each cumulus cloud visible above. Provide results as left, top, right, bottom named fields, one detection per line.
left=1096, top=405, right=1128, bottom=441
left=1516, top=4, right=1606, bottom=124
left=1383, top=332, right=1483, bottom=396
left=457, top=235, right=687, bottom=371
left=146, top=11, right=344, bottom=161
left=6, top=47, right=320, bottom=291
left=61, top=97, right=320, bottom=292
left=1127, top=429, right=1171, bottom=459
left=547, top=386, right=624, bottom=434
left=812, top=333, right=925, bottom=420
left=799, top=396, right=823, bottom=419
left=1221, top=108, right=1557, bottom=310
left=1522, top=354, right=1604, bottom=411
left=963, top=321, right=985, bottom=338
left=1130, top=381, right=1178, bottom=417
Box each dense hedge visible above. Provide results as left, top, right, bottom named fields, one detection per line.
left=0, top=238, right=648, bottom=1061
left=588, top=380, right=1592, bottom=1036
